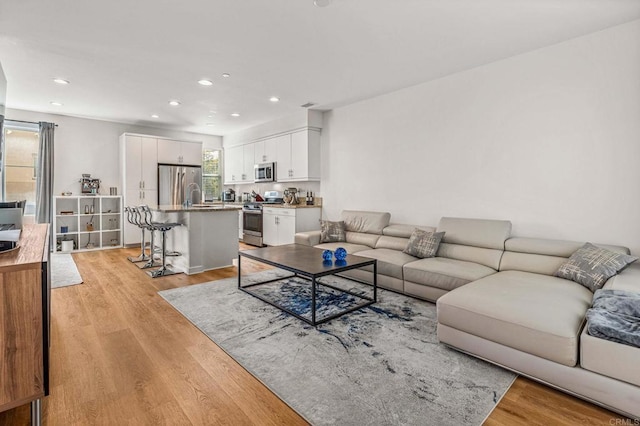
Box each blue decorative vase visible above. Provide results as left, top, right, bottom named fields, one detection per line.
left=322, top=249, right=333, bottom=261
left=334, top=247, right=347, bottom=261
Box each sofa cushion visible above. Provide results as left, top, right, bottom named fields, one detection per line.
left=403, top=257, right=497, bottom=292
left=345, top=231, right=380, bottom=249
left=506, top=237, right=631, bottom=257
left=437, top=217, right=511, bottom=250
left=437, top=271, right=593, bottom=366
left=355, top=248, right=418, bottom=280
left=382, top=223, right=436, bottom=238
left=375, top=235, right=410, bottom=251
left=555, top=243, right=638, bottom=292
left=436, top=243, right=504, bottom=270
left=403, top=230, right=444, bottom=259
left=341, top=210, right=391, bottom=234
left=314, top=242, right=370, bottom=254
left=320, top=220, right=346, bottom=243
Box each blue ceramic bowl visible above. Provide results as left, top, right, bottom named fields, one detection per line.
left=334, top=247, right=347, bottom=261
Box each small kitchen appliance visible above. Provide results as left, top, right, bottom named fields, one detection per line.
left=222, top=188, right=236, bottom=202
left=80, top=174, right=101, bottom=194
left=254, top=162, right=275, bottom=183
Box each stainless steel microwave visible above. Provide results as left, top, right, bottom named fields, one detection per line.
left=254, top=162, right=275, bottom=182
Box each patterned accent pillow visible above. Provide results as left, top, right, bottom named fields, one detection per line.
left=320, top=220, right=346, bottom=243
left=554, top=243, right=638, bottom=292
left=403, top=229, right=445, bottom=259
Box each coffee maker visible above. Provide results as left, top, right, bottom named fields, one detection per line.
left=80, top=174, right=101, bottom=195
left=222, top=188, right=236, bottom=202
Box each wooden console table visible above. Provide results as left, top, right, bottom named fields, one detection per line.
left=0, top=224, right=51, bottom=426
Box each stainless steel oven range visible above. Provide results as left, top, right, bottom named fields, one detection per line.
left=242, top=192, right=284, bottom=246
left=242, top=203, right=264, bottom=247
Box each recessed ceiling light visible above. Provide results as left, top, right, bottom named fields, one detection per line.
left=50, top=101, right=63, bottom=106
left=314, top=0, right=332, bottom=6
left=151, top=114, right=159, bottom=118
left=6, top=130, right=12, bottom=134
left=269, top=96, right=280, bottom=103
left=207, top=115, right=214, bottom=118
left=222, top=73, right=231, bottom=78
left=198, top=79, right=213, bottom=86
left=206, top=123, right=215, bottom=127
left=231, top=113, right=240, bottom=117
left=53, top=78, right=70, bottom=85
left=168, top=100, right=181, bottom=106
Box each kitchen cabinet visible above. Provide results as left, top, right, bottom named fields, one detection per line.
left=253, top=137, right=277, bottom=164
left=0, top=224, right=50, bottom=425
left=53, top=196, right=124, bottom=251
left=275, top=129, right=321, bottom=182
left=120, top=133, right=162, bottom=245
left=157, top=139, right=203, bottom=166
left=121, top=135, right=158, bottom=191
left=224, top=144, right=254, bottom=184
left=262, top=207, right=321, bottom=246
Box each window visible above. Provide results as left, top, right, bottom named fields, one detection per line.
left=202, top=149, right=222, bottom=201
left=2, top=122, right=39, bottom=216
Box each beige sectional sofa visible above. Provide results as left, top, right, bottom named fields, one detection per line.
left=295, top=210, right=640, bottom=419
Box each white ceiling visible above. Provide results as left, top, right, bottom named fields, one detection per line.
left=1, top=0, right=639, bottom=136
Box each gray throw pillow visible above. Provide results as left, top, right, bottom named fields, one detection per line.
left=403, top=229, right=445, bottom=259
left=554, top=243, right=638, bottom=292
left=320, top=220, right=346, bottom=243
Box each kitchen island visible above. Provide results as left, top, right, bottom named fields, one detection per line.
left=152, top=204, right=241, bottom=275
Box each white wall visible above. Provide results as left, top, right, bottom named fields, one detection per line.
left=5, top=109, right=222, bottom=195
left=321, top=20, right=640, bottom=254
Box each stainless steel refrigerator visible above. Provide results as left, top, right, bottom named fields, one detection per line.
left=158, top=164, right=202, bottom=206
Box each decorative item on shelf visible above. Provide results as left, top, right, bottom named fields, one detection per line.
left=86, top=223, right=94, bottom=231
left=322, top=249, right=333, bottom=261
left=61, top=191, right=72, bottom=196
left=84, top=205, right=89, bottom=214
left=80, top=173, right=101, bottom=195
left=60, top=226, right=68, bottom=233
left=109, top=187, right=117, bottom=195
left=60, top=210, right=74, bottom=215
left=334, top=247, right=347, bottom=261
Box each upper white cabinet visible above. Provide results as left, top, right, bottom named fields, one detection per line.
left=224, top=127, right=320, bottom=184
left=275, top=129, right=321, bottom=182
left=121, top=135, right=158, bottom=191
left=224, top=144, right=254, bottom=184
left=158, top=139, right=203, bottom=166
left=253, top=137, right=277, bottom=164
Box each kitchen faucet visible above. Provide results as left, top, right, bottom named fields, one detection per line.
left=185, top=182, right=201, bottom=207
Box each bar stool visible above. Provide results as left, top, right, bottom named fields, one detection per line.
left=136, top=206, right=163, bottom=270
left=125, top=206, right=151, bottom=263
left=137, top=205, right=182, bottom=278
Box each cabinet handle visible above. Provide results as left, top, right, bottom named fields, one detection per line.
left=142, top=180, right=145, bottom=189
left=139, top=181, right=142, bottom=189
left=263, top=155, right=266, bottom=162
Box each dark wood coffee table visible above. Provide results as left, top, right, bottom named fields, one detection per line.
left=238, top=244, right=377, bottom=326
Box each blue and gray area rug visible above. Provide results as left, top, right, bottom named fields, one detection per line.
left=159, top=270, right=516, bottom=425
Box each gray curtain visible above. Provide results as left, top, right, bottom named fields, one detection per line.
left=36, top=122, right=55, bottom=224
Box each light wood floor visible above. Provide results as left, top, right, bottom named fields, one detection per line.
left=0, top=243, right=625, bottom=425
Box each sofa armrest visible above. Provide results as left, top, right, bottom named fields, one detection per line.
left=295, top=230, right=321, bottom=246
left=604, top=262, right=640, bottom=294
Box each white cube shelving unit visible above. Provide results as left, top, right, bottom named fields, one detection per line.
left=53, top=195, right=123, bottom=252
